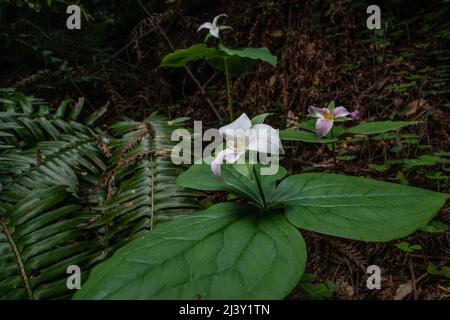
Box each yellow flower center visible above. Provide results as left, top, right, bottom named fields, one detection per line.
left=227, top=137, right=247, bottom=154
left=324, top=111, right=334, bottom=121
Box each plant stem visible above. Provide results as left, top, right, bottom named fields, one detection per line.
left=331, top=130, right=337, bottom=173
left=224, top=57, right=234, bottom=121
left=252, top=165, right=267, bottom=209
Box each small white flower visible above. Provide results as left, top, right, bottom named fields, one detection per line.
left=198, top=14, right=228, bottom=39
left=211, top=113, right=284, bottom=177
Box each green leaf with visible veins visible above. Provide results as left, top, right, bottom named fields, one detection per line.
left=346, top=121, right=419, bottom=135
left=280, top=129, right=338, bottom=143
left=73, top=203, right=307, bottom=300
left=161, top=44, right=220, bottom=68
left=273, top=173, right=449, bottom=242
left=219, top=45, right=277, bottom=67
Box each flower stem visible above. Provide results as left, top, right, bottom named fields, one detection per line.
left=224, top=57, right=234, bottom=121
left=331, top=130, right=337, bottom=173
left=252, top=165, right=267, bottom=209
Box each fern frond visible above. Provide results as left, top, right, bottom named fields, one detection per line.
left=0, top=186, right=102, bottom=300
left=0, top=91, right=199, bottom=299
left=0, top=95, right=107, bottom=300
left=94, top=113, right=199, bottom=248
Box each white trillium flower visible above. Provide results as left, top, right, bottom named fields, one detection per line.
left=211, top=113, right=284, bottom=177
left=198, top=14, right=228, bottom=39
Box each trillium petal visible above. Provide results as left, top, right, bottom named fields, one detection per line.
left=351, top=110, right=361, bottom=120
left=209, top=27, right=220, bottom=39
left=212, top=14, right=228, bottom=28
left=219, top=113, right=252, bottom=139
left=308, top=106, right=329, bottom=119
left=198, top=22, right=213, bottom=32
left=316, top=118, right=333, bottom=137
left=247, top=124, right=284, bottom=155
left=333, top=106, right=350, bottom=118
left=211, top=148, right=240, bottom=177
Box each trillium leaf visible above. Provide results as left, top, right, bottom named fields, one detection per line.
left=219, top=45, right=277, bottom=67
left=176, top=162, right=262, bottom=204
left=298, top=119, right=316, bottom=132
left=280, top=129, right=338, bottom=143
left=206, top=54, right=256, bottom=76
left=74, top=203, right=307, bottom=300
left=251, top=113, right=272, bottom=125
left=274, top=173, right=449, bottom=242
left=161, top=44, right=220, bottom=68
left=346, top=121, right=420, bottom=135
left=176, top=162, right=287, bottom=207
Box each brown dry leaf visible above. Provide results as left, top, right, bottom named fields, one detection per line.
left=404, top=98, right=429, bottom=116
left=269, top=75, right=277, bottom=87
left=394, top=97, right=403, bottom=107
left=286, top=110, right=299, bottom=128
left=339, top=281, right=354, bottom=299
left=271, top=29, right=284, bottom=38
left=393, top=280, right=412, bottom=300
left=126, top=201, right=134, bottom=208
left=304, top=43, right=316, bottom=59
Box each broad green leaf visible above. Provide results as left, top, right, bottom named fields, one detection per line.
left=346, top=121, right=419, bottom=135
left=206, top=53, right=256, bottom=76
left=298, top=119, right=316, bottom=132
left=251, top=113, right=272, bottom=125
left=274, top=173, right=449, bottom=242
left=280, top=129, right=338, bottom=143
left=176, top=162, right=286, bottom=207
left=219, top=45, right=277, bottom=67
left=176, top=162, right=263, bottom=205
left=74, top=203, right=306, bottom=300
left=298, top=118, right=317, bottom=133
left=161, top=44, right=220, bottom=68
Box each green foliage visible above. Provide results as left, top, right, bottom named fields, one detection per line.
left=0, top=91, right=197, bottom=299
left=250, top=113, right=272, bottom=125
left=298, top=273, right=337, bottom=300
left=92, top=114, right=199, bottom=248
left=395, top=241, right=422, bottom=253
left=274, top=173, right=449, bottom=242
left=217, top=45, right=277, bottom=68
left=419, top=220, right=449, bottom=233
left=161, top=44, right=219, bottom=68
left=427, top=263, right=450, bottom=279
left=346, top=121, right=420, bottom=135
left=403, top=154, right=449, bottom=168
left=78, top=163, right=449, bottom=299
left=281, top=119, right=420, bottom=143
left=280, top=129, right=338, bottom=143
left=74, top=202, right=306, bottom=300
left=0, top=92, right=106, bottom=299
left=161, top=44, right=277, bottom=76
left=177, top=162, right=287, bottom=208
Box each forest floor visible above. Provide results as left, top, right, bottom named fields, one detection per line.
left=3, top=0, right=450, bottom=299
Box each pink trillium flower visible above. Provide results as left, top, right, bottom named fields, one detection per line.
left=211, top=113, right=284, bottom=177
left=351, top=110, right=361, bottom=120
left=308, top=105, right=350, bottom=137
